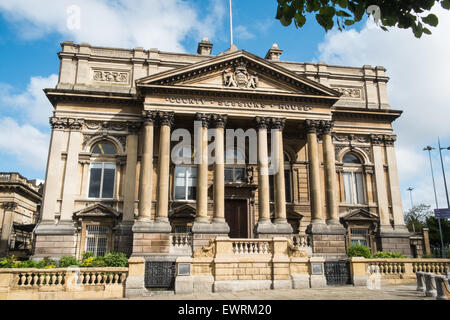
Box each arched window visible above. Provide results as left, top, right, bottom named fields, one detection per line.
left=174, top=146, right=197, bottom=201
left=342, top=152, right=365, bottom=205
left=225, top=149, right=246, bottom=183
left=88, top=141, right=117, bottom=199
left=269, top=152, right=293, bottom=203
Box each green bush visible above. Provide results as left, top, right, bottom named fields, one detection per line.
left=80, top=254, right=106, bottom=267
left=17, top=259, right=38, bottom=268
left=58, top=256, right=79, bottom=268
left=0, top=256, right=17, bottom=268
left=373, top=251, right=407, bottom=259
left=104, top=252, right=128, bottom=267
left=82, top=252, right=95, bottom=260
left=36, top=257, right=56, bottom=269
left=347, top=244, right=373, bottom=258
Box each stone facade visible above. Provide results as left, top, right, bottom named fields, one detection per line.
left=0, top=173, right=42, bottom=258
left=33, top=40, right=414, bottom=262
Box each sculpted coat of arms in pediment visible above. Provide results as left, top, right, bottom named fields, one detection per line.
left=222, top=61, right=258, bottom=89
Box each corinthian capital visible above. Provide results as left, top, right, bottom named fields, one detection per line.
left=304, top=119, right=321, bottom=134
left=210, top=114, right=227, bottom=128
left=370, top=134, right=384, bottom=146
left=254, top=116, right=271, bottom=130
left=270, top=117, right=286, bottom=130
left=68, top=118, right=84, bottom=131
left=384, top=135, right=397, bottom=146
left=127, top=121, right=142, bottom=134
left=50, top=117, right=68, bottom=130
left=156, top=111, right=175, bottom=127
left=195, top=113, right=211, bottom=128
left=320, top=120, right=334, bottom=134
left=142, top=110, right=157, bottom=124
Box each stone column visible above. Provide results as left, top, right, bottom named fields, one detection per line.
left=118, top=122, right=141, bottom=255
left=194, top=113, right=210, bottom=224
left=321, top=121, right=341, bottom=227
left=305, top=120, right=326, bottom=228
left=211, top=114, right=229, bottom=233
left=385, top=135, right=408, bottom=231
left=371, top=135, right=391, bottom=230
left=154, top=111, right=174, bottom=232
left=271, top=118, right=292, bottom=234
left=60, top=119, right=83, bottom=223
left=0, top=202, right=17, bottom=255
left=255, top=117, right=275, bottom=234
left=122, top=122, right=141, bottom=222
left=134, top=112, right=156, bottom=229
left=423, top=228, right=431, bottom=256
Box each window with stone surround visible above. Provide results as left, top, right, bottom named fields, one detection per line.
left=342, top=153, right=365, bottom=205
left=85, top=225, right=109, bottom=257
left=174, top=165, right=197, bottom=201
left=88, top=141, right=117, bottom=199
left=225, top=149, right=246, bottom=183
left=350, top=228, right=369, bottom=247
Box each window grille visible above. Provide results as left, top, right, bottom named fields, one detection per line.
left=85, top=225, right=109, bottom=257
left=350, top=228, right=369, bottom=247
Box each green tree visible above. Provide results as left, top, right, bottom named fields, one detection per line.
left=425, top=216, right=450, bottom=248
left=404, top=204, right=433, bottom=232
left=275, top=0, right=450, bottom=38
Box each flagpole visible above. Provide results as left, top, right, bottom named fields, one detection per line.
left=229, top=0, right=233, bottom=46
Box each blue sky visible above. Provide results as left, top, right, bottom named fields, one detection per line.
left=0, top=0, right=449, bottom=212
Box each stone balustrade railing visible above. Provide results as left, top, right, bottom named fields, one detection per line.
left=231, top=239, right=271, bottom=255
left=0, top=172, right=40, bottom=192
left=351, top=257, right=450, bottom=286
left=3, top=267, right=128, bottom=288
left=291, top=234, right=310, bottom=249
left=170, top=233, right=193, bottom=254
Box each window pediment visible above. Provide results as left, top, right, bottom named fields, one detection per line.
left=74, top=203, right=121, bottom=218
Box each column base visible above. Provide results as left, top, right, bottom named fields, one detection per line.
left=114, top=221, right=134, bottom=255
left=192, top=221, right=230, bottom=234
left=273, top=219, right=293, bottom=234
left=33, top=220, right=77, bottom=259
left=132, top=220, right=172, bottom=233
left=378, top=226, right=412, bottom=256
left=254, top=220, right=276, bottom=235
left=306, top=222, right=347, bottom=259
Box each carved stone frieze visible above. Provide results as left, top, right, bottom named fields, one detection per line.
left=93, top=70, right=129, bottom=83
left=332, top=86, right=362, bottom=99
left=2, top=202, right=17, bottom=211
left=192, top=238, right=215, bottom=258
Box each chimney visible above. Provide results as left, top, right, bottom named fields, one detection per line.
left=265, top=43, right=283, bottom=61
left=197, top=38, right=213, bottom=55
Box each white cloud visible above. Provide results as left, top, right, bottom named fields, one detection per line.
left=0, top=0, right=226, bottom=52
left=0, top=74, right=58, bottom=127
left=235, top=25, right=255, bottom=40
left=0, top=117, right=49, bottom=170
left=316, top=6, right=450, bottom=208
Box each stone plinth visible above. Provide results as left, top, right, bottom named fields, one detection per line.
left=307, top=223, right=347, bottom=259
left=33, top=221, right=77, bottom=259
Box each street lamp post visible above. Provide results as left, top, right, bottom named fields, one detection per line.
left=407, top=187, right=415, bottom=232
left=423, top=146, right=445, bottom=258
left=438, top=138, right=450, bottom=208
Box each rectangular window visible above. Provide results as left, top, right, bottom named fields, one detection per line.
left=85, top=225, right=109, bottom=257
left=174, top=166, right=197, bottom=201
left=88, top=163, right=116, bottom=199
left=343, top=172, right=365, bottom=205
left=355, top=172, right=365, bottom=204
left=225, top=167, right=246, bottom=183
left=350, top=228, right=369, bottom=247
left=343, top=172, right=353, bottom=204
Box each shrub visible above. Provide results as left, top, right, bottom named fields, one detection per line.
left=422, top=254, right=433, bottom=258
left=80, top=255, right=105, bottom=267
left=82, top=252, right=94, bottom=260
left=36, top=257, right=56, bottom=269
left=373, top=251, right=407, bottom=259
left=0, top=256, right=17, bottom=268
left=348, top=244, right=373, bottom=258
left=17, top=259, right=38, bottom=268
left=58, top=256, right=79, bottom=268
left=104, top=252, right=128, bottom=267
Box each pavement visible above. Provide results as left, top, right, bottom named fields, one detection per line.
left=124, top=284, right=433, bottom=300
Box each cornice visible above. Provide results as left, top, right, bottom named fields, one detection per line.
left=332, top=106, right=402, bottom=122
left=44, top=89, right=142, bottom=107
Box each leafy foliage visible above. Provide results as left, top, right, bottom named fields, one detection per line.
left=348, top=244, right=372, bottom=258
left=372, top=251, right=406, bottom=259
left=405, top=204, right=433, bottom=232
left=58, top=256, right=79, bottom=268
left=36, top=257, right=56, bottom=269
left=275, top=0, right=450, bottom=38
left=0, top=256, right=18, bottom=268
left=103, top=252, right=128, bottom=267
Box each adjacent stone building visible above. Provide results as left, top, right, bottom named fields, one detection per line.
left=34, top=39, right=414, bottom=261
left=0, top=173, right=42, bottom=258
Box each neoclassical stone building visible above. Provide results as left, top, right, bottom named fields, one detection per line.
left=34, top=39, right=412, bottom=261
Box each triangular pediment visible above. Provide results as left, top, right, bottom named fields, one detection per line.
left=74, top=203, right=121, bottom=218
left=170, top=203, right=196, bottom=219
left=137, top=50, right=340, bottom=99
left=341, top=208, right=378, bottom=222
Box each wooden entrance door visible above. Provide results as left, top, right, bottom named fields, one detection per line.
left=225, top=199, right=248, bottom=238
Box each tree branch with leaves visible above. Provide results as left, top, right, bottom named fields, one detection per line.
left=276, top=0, right=450, bottom=38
